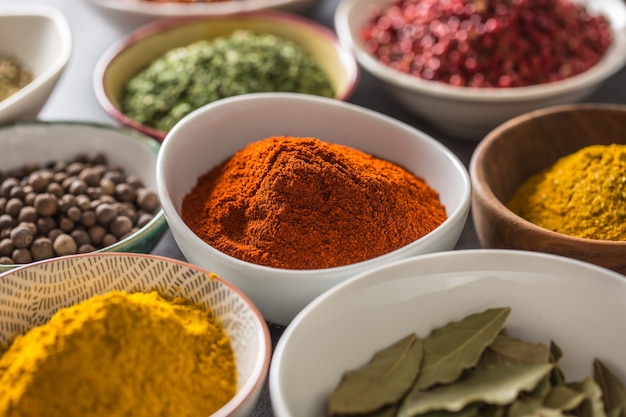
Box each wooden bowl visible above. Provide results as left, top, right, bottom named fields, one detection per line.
left=470, top=103, right=626, bottom=275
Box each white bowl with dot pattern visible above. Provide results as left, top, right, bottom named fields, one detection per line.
left=0, top=252, right=271, bottom=417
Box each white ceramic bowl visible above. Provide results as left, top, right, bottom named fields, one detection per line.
left=334, top=0, right=626, bottom=140
left=0, top=121, right=168, bottom=273
left=0, top=5, right=71, bottom=122
left=0, top=252, right=271, bottom=417
left=156, top=93, right=471, bottom=326
left=94, top=10, right=359, bottom=141
left=84, top=0, right=318, bottom=17
left=270, top=249, right=626, bottom=417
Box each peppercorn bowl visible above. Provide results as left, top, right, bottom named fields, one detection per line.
left=470, top=103, right=626, bottom=275
left=269, top=249, right=626, bottom=417
left=0, top=5, right=72, bottom=122
left=334, top=0, right=626, bottom=140
left=0, top=120, right=168, bottom=273
left=156, top=92, right=471, bottom=326
left=94, top=10, right=360, bottom=142
left=0, top=252, right=271, bottom=416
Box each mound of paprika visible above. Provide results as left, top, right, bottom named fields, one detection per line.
left=181, top=136, right=447, bottom=270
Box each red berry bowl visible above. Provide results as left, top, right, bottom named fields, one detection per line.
left=334, top=0, right=626, bottom=140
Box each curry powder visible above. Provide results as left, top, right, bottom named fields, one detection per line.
left=0, top=290, right=236, bottom=417
left=508, top=144, right=626, bottom=241
left=181, top=136, right=448, bottom=269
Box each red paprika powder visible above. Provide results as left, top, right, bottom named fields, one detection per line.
left=181, top=136, right=447, bottom=270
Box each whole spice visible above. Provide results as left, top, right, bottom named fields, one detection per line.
left=362, top=0, right=613, bottom=87
left=326, top=307, right=626, bottom=417
left=0, top=152, right=160, bottom=265
left=507, top=144, right=626, bottom=241
left=122, top=30, right=335, bottom=132
left=0, top=290, right=236, bottom=417
left=0, top=56, right=32, bottom=102
left=181, top=136, right=447, bottom=270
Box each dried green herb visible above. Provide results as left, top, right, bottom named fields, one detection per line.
left=594, top=359, right=626, bottom=415
left=544, top=385, right=587, bottom=411
left=568, top=378, right=607, bottom=417
left=328, top=333, right=423, bottom=415
left=416, top=307, right=510, bottom=390
left=122, top=30, right=335, bottom=132
left=479, top=333, right=550, bottom=367
left=399, top=362, right=553, bottom=417
left=325, top=307, right=626, bottom=417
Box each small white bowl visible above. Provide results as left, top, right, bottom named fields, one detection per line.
left=0, top=121, right=168, bottom=273
left=0, top=252, right=271, bottom=417
left=270, top=249, right=626, bottom=417
left=334, top=0, right=626, bottom=140
left=156, top=92, right=471, bottom=325
left=0, top=5, right=72, bottom=122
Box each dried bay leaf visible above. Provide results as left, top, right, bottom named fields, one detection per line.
left=593, top=359, right=626, bottom=414
left=480, top=404, right=507, bottom=417
left=480, top=333, right=550, bottom=367
left=544, top=385, right=586, bottom=411
left=568, top=378, right=607, bottom=417
left=398, top=362, right=553, bottom=417
left=549, top=341, right=566, bottom=387
left=416, top=307, right=511, bottom=390
left=416, top=403, right=481, bottom=417
left=328, top=333, right=423, bottom=415
left=508, top=398, right=567, bottom=417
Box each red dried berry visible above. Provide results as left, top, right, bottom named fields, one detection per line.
left=362, top=0, right=613, bottom=88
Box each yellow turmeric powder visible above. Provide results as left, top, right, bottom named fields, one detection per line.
left=507, top=144, right=626, bottom=241
left=0, top=290, right=236, bottom=417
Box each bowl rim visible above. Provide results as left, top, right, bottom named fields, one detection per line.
left=84, top=0, right=316, bottom=18
left=0, top=251, right=273, bottom=417
left=0, top=4, right=72, bottom=113
left=156, top=92, right=472, bottom=277
left=0, top=119, right=170, bottom=271
left=469, top=102, right=626, bottom=248
left=93, top=9, right=360, bottom=142
left=268, top=248, right=626, bottom=417
left=334, top=0, right=626, bottom=102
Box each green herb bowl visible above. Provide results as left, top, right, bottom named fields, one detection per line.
left=270, top=249, right=626, bottom=417
left=0, top=120, right=168, bottom=273
left=470, top=103, right=626, bottom=275
left=94, top=10, right=359, bottom=142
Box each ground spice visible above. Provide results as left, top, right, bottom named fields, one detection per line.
left=0, top=290, right=236, bottom=417
left=181, top=136, right=448, bottom=270
left=507, top=144, right=626, bottom=241
left=0, top=56, right=32, bottom=102
left=122, top=30, right=335, bottom=132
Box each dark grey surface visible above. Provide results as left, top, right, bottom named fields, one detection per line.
left=12, top=0, right=626, bottom=414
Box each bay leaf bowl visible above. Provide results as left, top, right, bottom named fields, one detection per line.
left=269, top=249, right=626, bottom=417
left=469, top=103, right=626, bottom=275
left=94, top=9, right=359, bottom=142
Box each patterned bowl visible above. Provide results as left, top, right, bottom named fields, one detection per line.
left=0, top=252, right=271, bottom=417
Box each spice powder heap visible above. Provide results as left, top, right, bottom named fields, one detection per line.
left=0, top=290, right=236, bottom=417
left=182, top=136, right=448, bottom=270
left=507, top=144, right=626, bottom=241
